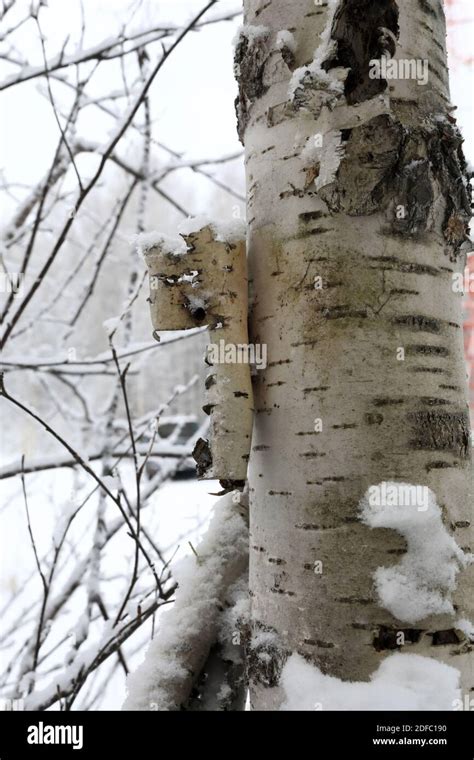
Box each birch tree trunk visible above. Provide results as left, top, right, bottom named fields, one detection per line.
left=237, top=0, right=473, bottom=708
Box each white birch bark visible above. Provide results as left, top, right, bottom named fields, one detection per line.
left=238, top=0, right=473, bottom=708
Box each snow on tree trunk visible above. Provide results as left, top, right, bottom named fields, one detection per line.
left=237, top=0, right=473, bottom=708
left=123, top=491, right=248, bottom=711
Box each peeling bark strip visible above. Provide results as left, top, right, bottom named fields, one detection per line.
left=242, top=0, right=473, bottom=709
left=143, top=222, right=253, bottom=480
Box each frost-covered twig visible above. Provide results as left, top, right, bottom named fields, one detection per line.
left=0, top=372, right=165, bottom=599
left=0, top=444, right=193, bottom=480
left=15, top=463, right=84, bottom=695
left=0, top=0, right=219, bottom=348
left=24, top=593, right=176, bottom=711
left=0, top=328, right=206, bottom=371
left=0, top=7, right=241, bottom=91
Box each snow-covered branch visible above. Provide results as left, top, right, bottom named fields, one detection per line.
left=123, top=491, right=248, bottom=711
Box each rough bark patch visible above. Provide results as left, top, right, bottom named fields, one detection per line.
left=323, top=0, right=399, bottom=104
left=247, top=623, right=288, bottom=689
left=392, top=314, right=441, bottom=333
left=407, top=410, right=470, bottom=459
left=193, top=437, right=213, bottom=478
left=321, top=116, right=471, bottom=258
left=234, top=30, right=269, bottom=144
left=320, top=115, right=403, bottom=215
left=373, top=626, right=423, bottom=651
left=430, top=629, right=463, bottom=646
left=426, top=119, right=472, bottom=260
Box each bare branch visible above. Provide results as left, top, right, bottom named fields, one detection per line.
left=0, top=7, right=240, bottom=91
